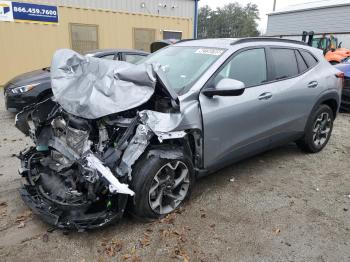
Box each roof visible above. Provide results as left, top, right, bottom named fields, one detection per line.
left=84, top=49, right=149, bottom=56
left=176, top=38, right=237, bottom=48
left=176, top=38, right=310, bottom=48
left=269, top=0, right=350, bottom=15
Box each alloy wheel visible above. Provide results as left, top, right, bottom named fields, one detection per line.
left=312, top=112, right=332, bottom=148
left=148, top=161, right=190, bottom=215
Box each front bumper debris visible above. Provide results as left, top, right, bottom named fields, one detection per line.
left=18, top=148, right=129, bottom=230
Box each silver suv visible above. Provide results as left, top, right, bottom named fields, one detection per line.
left=16, top=38, right=343, bottom=230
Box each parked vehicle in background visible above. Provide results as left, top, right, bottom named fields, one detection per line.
left=4, top=49, right=149, bottom=112
left=302, top=31, right=350, bottom=64
left=150, top=39, right=179, bottom=53
left=15, top=38, right=342, bottom=230
left=335, top=57, right=350, bottom=112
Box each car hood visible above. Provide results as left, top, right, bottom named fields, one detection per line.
left=51, top=49, right=178, bottom=119
left=8, top=68, right=50, bottom=88
left=334, top=63, right=350, bottom=78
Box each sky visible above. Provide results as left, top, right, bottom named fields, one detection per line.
left=199, top=0, right=310, bottom=33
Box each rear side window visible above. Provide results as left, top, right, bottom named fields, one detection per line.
left=214, top=48, right=267, bottom=87
left=100, top=54, right=116, bottom=60
left=271, top=48, right=299, bottom=80
left=295, top=50, right=308, bottom=73
left=300, top=50, right=318, bottom=67
left=124, top=54, right=146, bottom=64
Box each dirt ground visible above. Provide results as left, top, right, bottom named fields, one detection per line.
left=0, top=92, right=349, bottom=262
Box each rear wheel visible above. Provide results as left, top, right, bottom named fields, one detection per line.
left=130, top=150, right=194, bottom=220
left=340, top=88, right=350, bottom=113
left=296, top=104, right=334, bottom=153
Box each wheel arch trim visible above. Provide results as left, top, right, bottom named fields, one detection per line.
left=313, top=91, right=340, bottom=118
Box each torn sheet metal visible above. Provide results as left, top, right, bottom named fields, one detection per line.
left=156, top=131, right=187, bottom=143
left=147, top=148, right=184, bottom=160
left=118, top=124, right=153, bottom=178
left=85, top=154, right=135, bottom=196
left=51, top=49, right=156, bottom=119
left=140, top=110, right=183, bottom=133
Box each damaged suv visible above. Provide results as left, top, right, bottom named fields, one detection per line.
left=15, top=38, right=342, bottom=230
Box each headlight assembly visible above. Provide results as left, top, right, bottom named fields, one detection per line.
left=11, top=83, right=40, bottom=94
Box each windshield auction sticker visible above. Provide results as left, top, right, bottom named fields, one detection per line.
left=0, top=1, right=58, bottom=24
left=195, top=48, right=224, bottom=56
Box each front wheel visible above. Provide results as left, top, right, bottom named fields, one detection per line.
left=296, top=104, right=334, bottom=153
left=130, top=150, right=194, bottom=220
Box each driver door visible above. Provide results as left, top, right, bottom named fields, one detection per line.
left=199, top=48, right=277, bottom=171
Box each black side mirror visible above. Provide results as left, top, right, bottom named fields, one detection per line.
left=203, top=79, right=245, bottom=98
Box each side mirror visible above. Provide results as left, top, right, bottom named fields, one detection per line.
left=203, top=78, right=245, bottom=98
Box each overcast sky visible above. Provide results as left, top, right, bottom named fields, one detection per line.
left=199, top=0, right=309, bottom=32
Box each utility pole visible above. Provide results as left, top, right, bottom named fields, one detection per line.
left=273, top=0, right=277, bottom=11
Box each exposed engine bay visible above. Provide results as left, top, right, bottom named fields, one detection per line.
left=16, top=97, right=186, bottom=229
left=14, top=49, right=201, bottom=230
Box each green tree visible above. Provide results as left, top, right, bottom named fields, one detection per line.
left=198, top=2, right=260, bottom=39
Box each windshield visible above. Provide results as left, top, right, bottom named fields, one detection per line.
left=138, top=46, right=226, bottom=95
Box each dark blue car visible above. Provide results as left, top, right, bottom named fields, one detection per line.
left=4, top=49, right=149, bottom=112
left=335, top=58, right=350, bottom=112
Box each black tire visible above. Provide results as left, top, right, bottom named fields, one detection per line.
left=129, top=149, right=194, bottom=220
left=296, top=104, right=334, bottom=153
left=340, top=88, right=350, bottom=113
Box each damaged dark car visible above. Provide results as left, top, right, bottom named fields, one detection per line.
left=15, top=38, right=342, bottom=230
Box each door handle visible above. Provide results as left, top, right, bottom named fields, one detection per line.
left=308, top=81, right=318, bottom=88
left=258, top=92, right=273, bottom=100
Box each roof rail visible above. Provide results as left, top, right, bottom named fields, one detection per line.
left=177, top=38, right=195, bottom=43
left=231, top=37, right=308, bottom=46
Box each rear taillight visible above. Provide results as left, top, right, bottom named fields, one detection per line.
left=336, top=72, right=345, bottom=88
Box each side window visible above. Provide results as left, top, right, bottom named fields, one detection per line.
left=100, top=54, right=116, bottom=60
left=271, top=48, right=299, bottom=80
left=300, top=50, right=318, bottom=68
left=124, top=54, right=146, bottom=64
left=214, top=48, right=267, bottom=88
left=295, top=50, right=308, bottom=73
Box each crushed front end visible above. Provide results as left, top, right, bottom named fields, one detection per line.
left=14, top=49, right=199, bottom=230
left=16, top=99, right=145, bottom=230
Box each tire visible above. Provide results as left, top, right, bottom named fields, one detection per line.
left=296, top=104, right=334, bottom=153
left=340, top=88, right=350, bottom=113
left=129, top=149, right=194, bottom=220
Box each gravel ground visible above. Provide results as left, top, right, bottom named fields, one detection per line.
left=0, top=91, right=349, bottom=262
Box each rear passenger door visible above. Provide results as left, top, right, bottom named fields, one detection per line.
left=266, top=47, right=320, bottom=146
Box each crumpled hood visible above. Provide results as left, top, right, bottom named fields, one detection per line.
left=51, top=49, right=156, bottom=119
left=8, top=68, right=50, bottom=87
